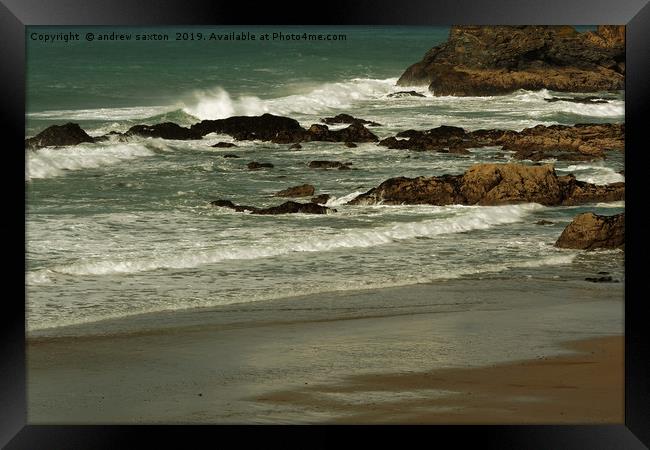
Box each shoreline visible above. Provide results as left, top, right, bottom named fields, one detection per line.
left=27, top=278, right=623, bottom=424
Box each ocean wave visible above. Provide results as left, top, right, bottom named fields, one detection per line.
left=180, top=78, right=399, bottom=120
left=26, top=143, right=156, bottom=180
left=557, top=163, right=624, bottom=185
left=26, top=250, right=576, bottom=332
left=26, top=203, right=542, bottom=280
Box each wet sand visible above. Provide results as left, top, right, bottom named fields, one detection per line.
left=257, top=336, right=623, bottom=424
left=27, top=278, right=623, bottom=424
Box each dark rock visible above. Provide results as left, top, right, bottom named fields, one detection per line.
left=543, top=96, right=609, bottom=104
left=255, top=201, right=334, bottom=215
left=555, top=212, right=624, bottom=250
left=126, top=122, right=201, bottom=140
left=322, top=114, right=382, bottom=127
left=210, top=199, right=335, bottom=215
left=387, top=90, right=426, bottom=98
left=274, top=184, right=316, bottom=197
left=307, top=161, right=352, bottom=169
left=212, top=142, right=237, bottom=148
left=536, top=220, right=554, bottom=225
left=585, top=276, right=618, bottom=282
left=348, top=163, right=625, bottom=207
left=191, top=113, right=307, bottom=142
left=247, top=161, right=274, bottom=170
left=289, top=143, right=302, bottom=150
left=344, top=142, right=358, bottom=148
left=25, top=123, right=95, bottom=149
left=311, top=194, right=331, bottom=204
left=223, top=154, right=240, bottom=158
left=306, top=122, right=379, bottom=143
left=397, top=26, right=625, bottom=95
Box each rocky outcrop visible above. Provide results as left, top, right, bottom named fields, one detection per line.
left=25, top=123, right=95, bottom=149
left=212, top=142, right=237, bottom=148
left=307, top=160, right=353, bottom=170
left=305, top=123, right=378, bottom=143
left=348, top=163, right=624, bottom=206
left=378, top=123, right=624, bottom=161
left=274, top=184, right=316, bottom=197
left=210, top=199, right=335, bottom=215
left=555, top=212, right=624, bottom=250
left=397, top=26, right=625, bottom=95
left=322, top=114, right=381, bottom=127
left=190, top=113, right=378, bottom=144
left=126, top=122, right=201, bottom=140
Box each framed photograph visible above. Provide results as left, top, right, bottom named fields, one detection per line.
left=2, top=0, right=649, bottom=447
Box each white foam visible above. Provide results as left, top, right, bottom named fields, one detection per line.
left=28, top=106, right=172, bottom=121
left=26, top=203, right=542, bottom=280
left=181, top=78, right=398, bottom=120
left=325, top=191, right=366, bottom=207
left=558, top=163, right=624, bottom=185
left=26, top=143, right=156, bottom=180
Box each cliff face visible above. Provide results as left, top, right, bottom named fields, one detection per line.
left=397, top=26, right=625, bottom=96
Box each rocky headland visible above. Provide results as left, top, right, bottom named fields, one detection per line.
left=397, top=25, right=625, bottom=95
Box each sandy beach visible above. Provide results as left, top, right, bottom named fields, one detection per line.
left=27, top=278, right=623, bottom=424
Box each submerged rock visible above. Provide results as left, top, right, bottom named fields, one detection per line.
left=289, top=143, right=302, bottom=150
left=247, top=161, right=274, bottom=170
left=555, top=212, right=624, bottom=250
left=307, top=160, right=353, bottom=169
left=348, top=163, right=624, bottom=207
left=397, top=25, right=625, bottom=95
left=25, top=123, right=95, bottom=149
left=543, top=96, right=609, bottom=104
left=223, top=154, right=240, bottom=158
left=311, top=194, right=331, bottom=204
left=274, top=184, right=316, bottom=197
left=126, top=122, right=201, bottom=140
left=210, top=199, right=335, bottom=215
left=387, top=90, right=426, bottom=98
left=212, top=142, right=237, bottom=148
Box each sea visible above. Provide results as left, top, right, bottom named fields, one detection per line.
left=25, top=26, right=625, bottom=334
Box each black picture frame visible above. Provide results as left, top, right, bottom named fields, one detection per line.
left=2, top=0, right=649, bottom=448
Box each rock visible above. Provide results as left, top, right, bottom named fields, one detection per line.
left=377, top=123, right=624, bottom=161
left=223, top=154, right=240, bottom=158
left=348, top=163, right=625, bottom=206
left=210, top=199, right=335, bottom=215
left=585, top=276, right=618, bottom=283
left=255, top=201, right=334, bottom=215
left=397, top=26, right=624, bottom=95
left=344, top=142, right=358, bottom=148
left=543, top=96, right=609, bottom=104
left=25, top=123, right=95, bottom=149
left=536, top=220, right=554, bottom=225
left=321, top=114, right=382, bottom=127
left=247, top=161, right=274, bottom=170
left=274, top=184, right=316, bottom=197
left=210, top=199, right=257, bottom=213
left=306, top=122, right=379, bottom=143
left=126, top=122, right=201, bottom=140
left=311, top=194, right=331, bottom=204
left=212, top=142, right=237, bottom=148
left=289, top=143, right=302, bottom=150
left=555, top=212, right=624, bottom=250
left=307, top=161, right=352, bottom=169
left=387, top=90, right=426, bottom=98
left=191, top=113, right=307, bottom=142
